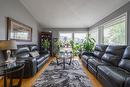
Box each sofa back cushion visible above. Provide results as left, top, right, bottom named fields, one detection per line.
left=16, top=45, right=30, bottom=58
left=102, top=45, right=126, bottom=66
left=29, top=45, right=39, bottom=52
left=119, top=46, right=130, bottom=72
left=93, top=45, right=108, bottom=59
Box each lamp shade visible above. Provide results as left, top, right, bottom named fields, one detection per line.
left=0, top=40, right=17, bottom=50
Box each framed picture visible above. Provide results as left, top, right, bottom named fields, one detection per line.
left=7, top=17, right=32, bottom=41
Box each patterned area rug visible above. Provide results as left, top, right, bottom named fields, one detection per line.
left=33, top=60, right=93, bottom=87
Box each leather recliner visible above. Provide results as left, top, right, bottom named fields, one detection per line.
left=81, top=45, right=130, bottom=87
left=88, top=45, right=126, bottom=76
left=15, top=44, right=50, bottom=78
left=81, top=45, right=108, bottom=71
left=97, top=46, right=130, bottom=87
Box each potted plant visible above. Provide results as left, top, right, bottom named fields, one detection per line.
left=42, top=39, right=50, bottom=51
left=73, top=43, right=81, bottom=56
left=53, top=38, right=60, bottom=56
left=69, top=40, right=82, bottom=56
left=83, top=34, right=96, bottom=53
left=69, top=40, right=74, bottom=56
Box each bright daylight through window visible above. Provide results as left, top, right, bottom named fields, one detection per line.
left=103, top=13, right=127, bottom=45
left=59, top=32, right=87, bottom=55
left=74, top=33, right=87, bottom=44
left=89, top=28, right=98, bottom=44
left=59, top=32, right=73, bottom=48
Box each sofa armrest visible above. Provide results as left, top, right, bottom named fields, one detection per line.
left=16, top=57, right=37, bottom=78
left=17, top=57, right=35, bottom=61
left=82, top=51, right=94, bottom=56
left=39, top=50, right=50, bottom=55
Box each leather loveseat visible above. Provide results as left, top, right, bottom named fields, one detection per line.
left=81, top=45, right=130, bottom=87
left=15, top=44, right=50, bottom=78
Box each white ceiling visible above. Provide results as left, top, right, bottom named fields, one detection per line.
left=20, top=0, right=129, bottom=28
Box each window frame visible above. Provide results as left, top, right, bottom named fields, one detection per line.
left=59, top=31, right=88, bottom=43
left=101, top=12, right=127, bottom=45
left=89, top=27, right=99, bottom=44
left=59, top=31, right=73, bottom=41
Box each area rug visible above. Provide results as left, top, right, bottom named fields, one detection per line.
left=33, top=60, right=93, bottom=87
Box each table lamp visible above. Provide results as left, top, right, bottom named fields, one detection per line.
left=0, top=40, right=17, bottom=62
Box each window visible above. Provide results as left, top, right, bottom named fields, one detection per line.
left=74, top=33, right=87, bottom=44
left=59, top=32, right=88, bottom=48
left=59, top=33, right=72, bottom=42
left=59, top=32, right=73, bottom=48
left=89, top=28, right=99, bottom=44
left=103, top=14, right=127, bottom=45
left=88, top=13, right=127, bottom=45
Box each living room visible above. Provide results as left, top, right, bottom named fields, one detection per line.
left=0, top=0, right=130, bottom=87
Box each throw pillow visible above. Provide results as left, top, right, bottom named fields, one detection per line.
left=30, top=51, right=40, bottom=57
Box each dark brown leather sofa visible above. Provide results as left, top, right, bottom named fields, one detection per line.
left=81, top=45, right=130, bottom=87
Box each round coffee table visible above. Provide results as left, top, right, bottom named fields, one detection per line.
left=56, top=51, right=73, bottom=69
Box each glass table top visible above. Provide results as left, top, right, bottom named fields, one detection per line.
left=58, top=51, right=72, bottom=58
left=0, top=61, right=24, bottom=76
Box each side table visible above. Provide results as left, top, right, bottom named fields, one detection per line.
left=0, top=61, right=25, bottom=87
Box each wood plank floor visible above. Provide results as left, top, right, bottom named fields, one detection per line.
left=0, top=57, right=103, bottom=87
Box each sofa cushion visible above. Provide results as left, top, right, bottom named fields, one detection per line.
left=81, top=55, right=94, bottom=66
left=101, top=45, right=126, bottom=66
left=82, top=55, right=93, bottom=62
left=93, top=45, right=108, bottom=58
left=36, top=56, right=46, bottom=64
left=81, top=57, right=88, bottom=67
left=97, top=66, right=130, bottom=87
left=119, top=46, right=130, bottom=72
left=16, top=47, right=30, bottom=54
left=105, top=45, right=126, bottom=56
left=43, top=54, right=50, bottom=58
left=88, top=58, right=106, bottom=70
left=29, top=45, right=39, bottom=52
left=93, top=51, right=104, bottom=58
left=16, top=47, right=30, bottom=58
left=16, top=53, right=30, bottom=58
left=102, top=54, right=120, bottom=66
left=94, top=45, right=108, bottom=52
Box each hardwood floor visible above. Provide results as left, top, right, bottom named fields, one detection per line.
left=0, top=57, right=103, bottom=87
left=79, top=58, right=103, bottom=87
